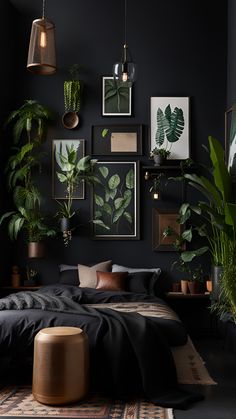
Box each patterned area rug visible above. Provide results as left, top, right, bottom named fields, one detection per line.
left=0, top=387, right=173, bottom=419
left=172, top=337, right=217, bottom=385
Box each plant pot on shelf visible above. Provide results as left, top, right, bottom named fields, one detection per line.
left=62, top=111, right=79, bottom=129
left=181, top=279, right=189, bottom=295
left=188, top=281, right=200, bottom=295
left=28, top=242, right=44, bottom=258
left=60, top=217, right=71, bottom=232
left=206, top=280, right=212, bottom=293
left=153, top=155, right=165, bottom=166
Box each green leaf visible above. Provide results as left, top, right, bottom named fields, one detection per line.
left=124, top=212, right=132, bottom=224
left=179, top=209, right=191, bottom=224
left=94, top=194, right=104, bottom=207
left=95, top=210, right=102, bottom=219
left=102, top=128, right=109, bottom=138
left=77, top=155, right=91, bottom=171
left=99, top=166, right=109, bottom=178
left=208, top=136, right=232, bottom=202
left=108, top=174, right=120, bottom=190
left=114, top=198, right=124, bottom=210
left=105, top=187, right=117, bottom=202
left=184, top=173, right=222, bottom=206
left=56, top=173, right=67, bottom=183
left=123, top=189, right=132, bottom=208
left=181, top=246, right=209, bottom=262
left=182, top=228, right=192, bottom=242
left=93, top=220, right=110, bottom=230
left=225, top=203, right=236, bottom=229
left=155, top=108, right=169, bottom=147
left=165, top=106, right=185, bottom=143
left=126, top=169, right=134, bottom=189
left=103, top=203, right=112, bottom=215
left=0, top=211, right=16, bottom=225
left=113, top=208, right=125, bottom=223
left=179, top=203, right=190, bottom=216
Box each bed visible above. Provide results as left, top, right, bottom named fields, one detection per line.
left=0, top=282, right=203, bottom=409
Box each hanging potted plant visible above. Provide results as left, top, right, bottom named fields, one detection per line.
left=62, top=64, right=83, bottom=129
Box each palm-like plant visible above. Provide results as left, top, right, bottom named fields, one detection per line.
left=5, top=99, right=53, bottom=144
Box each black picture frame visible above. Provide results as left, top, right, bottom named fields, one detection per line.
left=52, top=139, right=85, bottom=200
left=102, top=76, right=132, bottom=116
left=91, top=161, right=140, bottom=240
left=152, top=208, right=185, bottom=251
left=91, top=125, right=143, bottom=156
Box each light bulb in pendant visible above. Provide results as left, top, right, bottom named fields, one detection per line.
left=122, top=72, right=128, bottom=82
left=40, top=30, right=47, bottom=48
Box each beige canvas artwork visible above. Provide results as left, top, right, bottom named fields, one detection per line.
left=111, top=132, right=137, bottom=152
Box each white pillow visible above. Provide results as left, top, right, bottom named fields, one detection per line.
left=112, top=264, right=161, bottom=275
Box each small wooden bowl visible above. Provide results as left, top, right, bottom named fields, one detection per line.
left=62, top=111, right=79, bottom=129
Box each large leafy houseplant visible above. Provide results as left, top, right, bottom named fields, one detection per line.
left=0, top=100, right=55, bottom=257
left=174, top=136, right=236, bottom=317
left=55, top=142, right=98, bottom=246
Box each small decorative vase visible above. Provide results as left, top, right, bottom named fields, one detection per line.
left=153, top=155, right=164, bottom=166
left=181, top=279, right=189, bottom=295
left=188, top=281, right=200, bottom=295
left=60, top=217, right=71, bottom=232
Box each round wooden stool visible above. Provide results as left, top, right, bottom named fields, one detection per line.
left=32, top=327, right=89, bottom=405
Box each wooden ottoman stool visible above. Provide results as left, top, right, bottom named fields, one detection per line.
left=32, top=327, right=89, bottom=405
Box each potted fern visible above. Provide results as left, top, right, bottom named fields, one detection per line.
left=62, top=64, right=83, bottom=129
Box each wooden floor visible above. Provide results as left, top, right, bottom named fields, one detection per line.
left=175, top=336, right=236, bottom=419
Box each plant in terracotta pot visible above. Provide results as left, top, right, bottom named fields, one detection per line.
left=62, top=64, right=83, bottom=129
left=188, top=265, right=204, bottom=294
left=55, top=141, right=98, bottom=246
left=171, top=257, right=191, bottom=295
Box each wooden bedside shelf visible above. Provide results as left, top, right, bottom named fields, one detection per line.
left=166, top=292, right=210, bottom=299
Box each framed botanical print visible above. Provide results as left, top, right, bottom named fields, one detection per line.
left=91, top=161, right=140, bottom=239
left=152, top=208, right=185, bottom=251
left=102, top=77, right=132, bottom=116
left=52, top=139, right=85, bottom=199
left=91, top=125, right=142, bottom=156
left=150, top=97, right=190, bottom=160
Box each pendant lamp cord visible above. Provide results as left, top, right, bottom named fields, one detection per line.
left=42, top=0, right=46, bottom=19
left=124, top=0, right=127, bottom=46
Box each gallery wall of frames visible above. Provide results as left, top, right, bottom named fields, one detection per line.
left=0, top=0, right=228, bottom=284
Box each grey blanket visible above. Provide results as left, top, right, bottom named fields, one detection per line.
left=0, top=291, right=81, bottom=312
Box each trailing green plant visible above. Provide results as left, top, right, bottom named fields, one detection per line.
left=64, top=64, right=83, bottom=113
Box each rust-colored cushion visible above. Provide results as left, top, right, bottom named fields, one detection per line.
left=96, top=271, right=128, bottom=291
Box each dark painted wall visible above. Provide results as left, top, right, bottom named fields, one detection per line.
left=228, top=0, right=236, bottom=107
left=0, top=0, right=17, bottom=281
left=3, top=0, right=227, bottom=285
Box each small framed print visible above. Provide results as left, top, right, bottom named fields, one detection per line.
left=102, top=76, right=132, bottom=116
left=150, top=97, right=190, bottom=160
left=91, top=161, right=140, bottom=240
left=152, top=208, right=185, bottom=251
left=52, top=139, right=85, bottom=200
left=91, top=125, right=142, bottom=156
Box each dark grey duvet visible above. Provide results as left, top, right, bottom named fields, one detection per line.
left=0, top=285, right=203, bottom=409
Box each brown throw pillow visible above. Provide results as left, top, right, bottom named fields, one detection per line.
left=96, top=271, right=128, bottom=291
left=78, top=260, right=112, bottom=288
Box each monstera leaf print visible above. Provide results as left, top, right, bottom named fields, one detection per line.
left=165, top=105, right=185, bottom=143
left=155, top=108, right=170, bottom=147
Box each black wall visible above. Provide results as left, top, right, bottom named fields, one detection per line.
left=3, top=0, right=227, bottom=285
left=228, top=0, right=236, bottom=107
